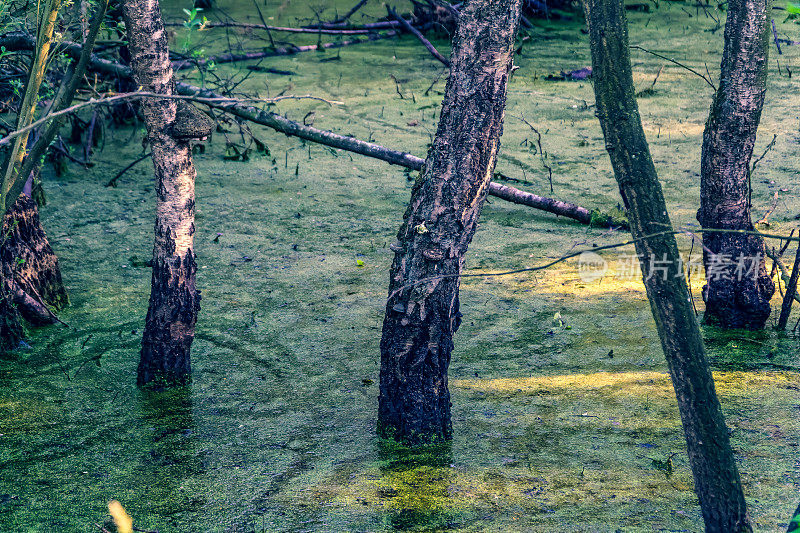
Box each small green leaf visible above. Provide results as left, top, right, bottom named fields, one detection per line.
left=356, top=259, right=365, bottom=267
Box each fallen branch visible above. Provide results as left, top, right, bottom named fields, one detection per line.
left=0, top=92, right=339, bottom=148
left=0, top=37, right=625, bottom=229
left=172, top=83, right=625, bottom=228
left=106, top=151, right=151, bottom=187
left=306, top=20, right=402, bottom=30
left=389, top=6, right=450, bottom=67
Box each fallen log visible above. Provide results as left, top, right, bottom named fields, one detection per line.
left=173, top=82, right=626, bottom=228
left=0, top=34, right=627, bottom=229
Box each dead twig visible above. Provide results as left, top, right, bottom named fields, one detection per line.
left=778, top=239, right=800, bottom=329
left=106, top=151, right=152, bottom=187
left=630, top=45, right=716, bottom=90
left=772, top=19, right=783, bottom=54
left=751, top=133, right=777, bottom=175
left=511, top=114, right=554, bottom=193
left=755, top=191, right=779, bottom=226
left=388, top=6, right=451, bottom=67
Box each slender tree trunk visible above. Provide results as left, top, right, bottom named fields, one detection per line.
left=378, top=0, right=522, bottom=444
left=698, top=0, right=774, bottom=329
left=121, top=0, right=201, bottom=387
left=587, top=0, right=752, bottom=530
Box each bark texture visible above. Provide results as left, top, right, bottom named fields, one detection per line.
left=2, top=195, right=68, bottom=314
left=698, top=0, right=774, bottom=329
left=378, top=0, right=522, bottom=444
left=587, top=0, right=752, bottom=530
left=121, top=0, right=201, bottom=387
left=0, top=194, right=67, bottom=347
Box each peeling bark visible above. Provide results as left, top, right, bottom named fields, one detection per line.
left=587, top=0, right=752, bottom=530
left=378, top=0, right=522, bottom=444
left=122, top=0, right=201, bottom=387
left=698, top=0, right=774, bottom=329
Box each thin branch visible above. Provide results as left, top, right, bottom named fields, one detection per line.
left=106, top=151, right=151, bottom=187
left=630, top=45, right=716, bottom=90
left=751, top=133, right=777, bottom=174
left=331, top=0, right=370, bottom=24
left=511, top=114, right=554, bottom=193
left=388, top=227, right=800, bottom=301
left=389, top=6, right=451, bottom=67
left=0, top=92, right=342, bottom=148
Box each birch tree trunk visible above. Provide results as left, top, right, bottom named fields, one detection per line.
left=587, top=0, right=752, bottom=530
left=378, top=0, right=522, bottom=444
left=121, top=0, right=201, bottom=387
left=698, top=0, right=774, bottom=329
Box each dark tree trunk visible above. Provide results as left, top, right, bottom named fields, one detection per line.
left=587, top=0, right=752, bottom=531
left=3, top=195, right=68, bottom=312
left=121, top=0, right=202, bottom=387
left=698, top=0, right=774, bottom=329
left=0, top=190, right=68, bottom=348
left=378, top=0, right=522, bottom=444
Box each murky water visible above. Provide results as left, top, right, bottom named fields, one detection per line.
left=2, top=1, right=800, bottom=531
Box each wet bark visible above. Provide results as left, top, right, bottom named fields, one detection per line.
left=587, top=0, right=752, bottom=530
left=0, top=194, right=67, bottom=347
left=378, top=0, right=522, bottom=444
left=2, top=195, right=68, bottom=313
left=698, top=0, right=774, bottom=329
left=121, top=0, right=201, bottom=387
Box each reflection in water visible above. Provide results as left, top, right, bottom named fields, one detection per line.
left=137, top=387, right=205, bottom=525
left=376, top=439, right=463, bottom=531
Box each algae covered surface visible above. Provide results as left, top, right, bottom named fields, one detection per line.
left=2, top=0, right=800, bottom=531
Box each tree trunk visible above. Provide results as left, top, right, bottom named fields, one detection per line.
left=587, top=0, right=752, bottom=531
left=698, top=0, right=774, bottom=329
left=121, top=0, right=202, bottom=387
left=378, top=0, right=522, bottom=444
left=3, top=194, right=68, bottom=311
left=0, top=192, right=68, bottom=348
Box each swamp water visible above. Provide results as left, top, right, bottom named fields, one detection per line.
left=2, top=0, right=800, bottom=530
